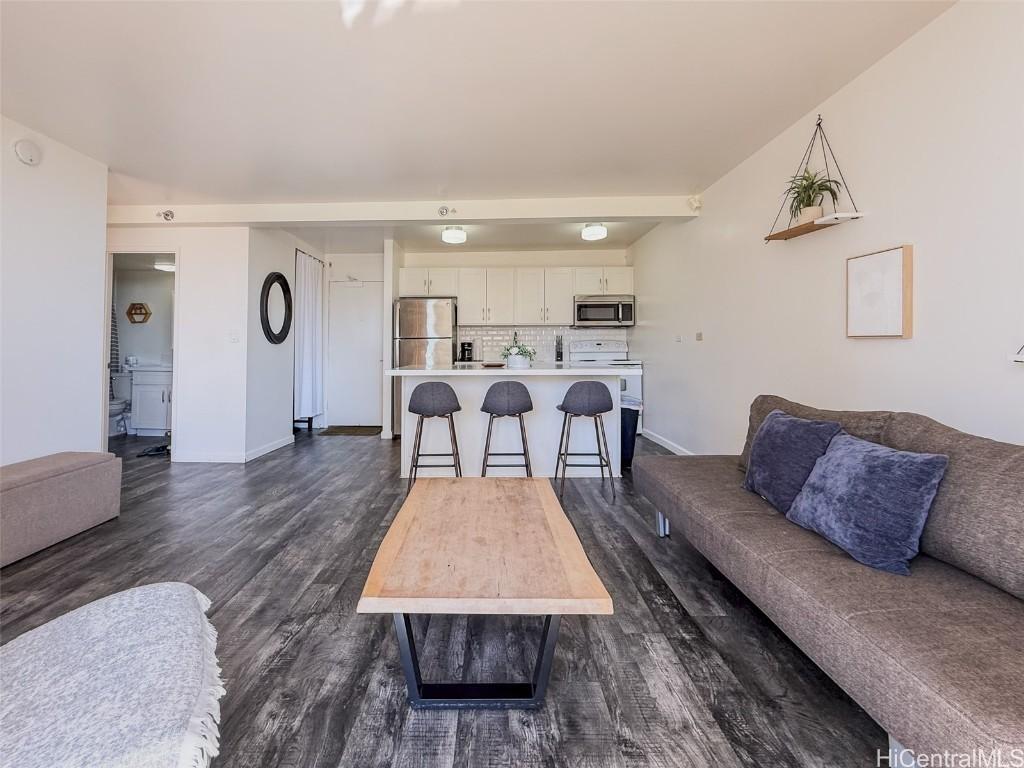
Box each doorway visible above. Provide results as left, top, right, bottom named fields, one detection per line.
left=107, top=252, right=177, bottom=444
left=326, top=279, right=383, bottom=426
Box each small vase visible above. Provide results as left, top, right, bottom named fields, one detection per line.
left=506, top=354, right=531, bottom=369
left=796, top=205, right=823, bottom=225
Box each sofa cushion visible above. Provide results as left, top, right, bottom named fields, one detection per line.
left=0, top=451, right=116, bottom=493
left=739, top=395, right=892, bottom=471
left=744, top=409, right=842, bottom=513
left=698, top=512, right=1024, bottom=754
left=882, top=412, right=1024, bottom=600
left=787, top=433, right=948, bottom=575
left=633, top=454, right=764, bottom=518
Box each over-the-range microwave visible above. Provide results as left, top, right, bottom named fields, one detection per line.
left=574, top=295, right=635, bottom=327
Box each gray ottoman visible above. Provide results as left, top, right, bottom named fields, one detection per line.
left=0, top=451, right=121, bottom=567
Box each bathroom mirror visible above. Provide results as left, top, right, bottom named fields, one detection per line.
left=260, top=272, right=292, bottom=344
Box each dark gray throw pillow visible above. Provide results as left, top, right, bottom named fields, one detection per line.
left=744, top=409, right=843, bottom=513
left=787, top=433, right=949, bottom=575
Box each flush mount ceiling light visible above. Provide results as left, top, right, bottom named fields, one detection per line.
left=441, top=225, right=467, bottom=245
left=581, top=223, right=608, bottom=241
left=153, top=261, right=175, bottom=272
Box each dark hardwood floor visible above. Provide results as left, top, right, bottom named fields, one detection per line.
left=0, top=432, right=884, bottom=767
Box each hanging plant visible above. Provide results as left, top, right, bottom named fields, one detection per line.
left=784, top=169, right=842, bottom=223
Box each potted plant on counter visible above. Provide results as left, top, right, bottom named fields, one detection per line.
left=785, top=168, right=842, bottom=225
left=501, top=332, right=536, bottom=369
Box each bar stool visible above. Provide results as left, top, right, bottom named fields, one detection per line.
left=407, top=382, right=462, bottom=493
left=554, top=381, right=615, bottom=500
left=480, top=381, right=533, bottom=477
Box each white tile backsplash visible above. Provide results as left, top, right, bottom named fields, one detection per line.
left=459, top=326, right=628, bottom=362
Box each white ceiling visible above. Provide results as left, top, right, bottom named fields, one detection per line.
left=1, top=1, right=949, bottom=205
left=283, top=219, right=659, bottom=253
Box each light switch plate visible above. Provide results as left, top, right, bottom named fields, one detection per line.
left=695, top=331, right=704, bottom=341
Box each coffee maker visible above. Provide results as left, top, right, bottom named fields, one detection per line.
left=459, top=341, right=474, bottom=362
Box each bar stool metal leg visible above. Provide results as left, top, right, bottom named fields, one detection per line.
left=408, top=415, right=424, bottom=494
left=554, top=412, right=568, bottom=477
left=481, top=414, right=495, bottom=477
left=518, top=414, right=533, bottom=477
left=593, top=417, right=606, bottom=485
left=597, top=414, right=616, bottom=501
left=447, top=414, right=463, bottom=477
left=559, top=415, right=574, bottom=496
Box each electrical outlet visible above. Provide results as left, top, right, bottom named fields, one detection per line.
left=695, top=331, right=704, bottom=342
left=228, top=331, right=240, bottom=344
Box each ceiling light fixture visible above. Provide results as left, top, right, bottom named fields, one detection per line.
left=441, top=225, right=467, bottom=245
left=154, top=261, right=175, bottom=272
left=581, top=223, right=608, bottom=241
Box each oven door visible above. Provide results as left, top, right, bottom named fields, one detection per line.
left=574, top=298, right=622, bottom=326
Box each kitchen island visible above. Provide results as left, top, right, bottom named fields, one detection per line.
left=386, top=362, right=642, bottom=479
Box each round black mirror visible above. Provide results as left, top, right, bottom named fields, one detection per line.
left=260, top=272, right=292, bottom=344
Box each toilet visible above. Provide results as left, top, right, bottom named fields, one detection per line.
left=109, top=372, right=132, bottom=436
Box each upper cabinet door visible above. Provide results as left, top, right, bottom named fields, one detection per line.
left=514, top=268, right=545, bottom=325
left=457, top=268, right=487, bottom=325
left=427, top=268, right=458, bottom=297
left=603, top=267, right=634, bottom=295
left=486, top=268, right=515, bottom=325
left=398, top=267, right=428, bottom=297
left=573, top=267, right=604, bottom=296
left=544, top=268, right=575, bottom=325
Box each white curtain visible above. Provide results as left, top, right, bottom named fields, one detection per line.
left=294, top=250, right=325, bottom=420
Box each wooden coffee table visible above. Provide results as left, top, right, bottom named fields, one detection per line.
left=357, top=477, right=613, bottom=709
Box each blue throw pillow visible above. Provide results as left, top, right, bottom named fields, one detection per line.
left=744, top=409, right=843, bottom=513
left=787, top=433, right=948, bottom=575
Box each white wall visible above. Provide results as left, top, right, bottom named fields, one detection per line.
left=245, top=229, right=322, bottom=459
left=114, top=269, right=174, bottom=366
left=1, top=116, right=109, bottom=465
left=404, top=249, right=627, bottom=268
left=107, top=227, right=251, bottom=462
left=630, top=2, right=1024, bottom=454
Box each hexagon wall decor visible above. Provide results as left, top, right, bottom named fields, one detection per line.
left=126, top=302, right=152, bottom=324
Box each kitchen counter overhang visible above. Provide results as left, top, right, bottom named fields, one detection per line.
left=386, top=362, right=641, bottom=377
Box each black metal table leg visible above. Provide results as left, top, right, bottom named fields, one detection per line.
left=392, top=613, right=562, bottom=709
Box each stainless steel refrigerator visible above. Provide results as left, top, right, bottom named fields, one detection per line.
left=392, top=297, right=457, bottom=436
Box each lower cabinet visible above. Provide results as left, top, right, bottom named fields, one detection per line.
left=131, top=371, right=172, bottom=432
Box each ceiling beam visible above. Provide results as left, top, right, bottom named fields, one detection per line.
left=107, top=195, right=701, bottom=226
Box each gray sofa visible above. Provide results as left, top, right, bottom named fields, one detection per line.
left=1, top=451, right=121, bottom=567
left=634, top=395, right=1024, bottom=758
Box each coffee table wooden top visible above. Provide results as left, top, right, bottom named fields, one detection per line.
left=357, top=478, right=613, bottom=616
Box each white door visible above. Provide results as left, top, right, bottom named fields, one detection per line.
left=573, top=267, right=605, bottom=295
left=427, top=268, right=458, bottom=296
left=486, top=268, right=515, bottom=324
left=327, top=281, right=384, bottom=426
left=398, top=268, right=428, bottom=297
left=514, top=268, right=545, bottom=325
left=544, top=268, right=575, bottom=325
left=132, top=385, right=168, bottom=429
left=604, top=267, right=634, bottom=295
left=457, top=268, right=487, bottom=325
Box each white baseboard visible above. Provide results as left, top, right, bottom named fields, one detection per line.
left=244, top=435, right=295, bottom=462
left=171, top=451, right=246, bottom=464
left=640, top=429, right=693, bottom=456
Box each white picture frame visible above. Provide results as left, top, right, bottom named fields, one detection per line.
left=846, top=245, right=913, bottom=339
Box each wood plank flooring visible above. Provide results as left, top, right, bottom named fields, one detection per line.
left=0, top=432, right=885, bottom=767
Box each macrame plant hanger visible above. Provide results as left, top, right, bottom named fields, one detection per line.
left=765, top=115, right=862, bottom=242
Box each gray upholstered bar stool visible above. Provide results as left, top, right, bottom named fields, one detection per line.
left=480, top=381, right=534, bottom=477
left=554, top=381, right=615, bottom=500
left=407, top=382, right=463, bottom=493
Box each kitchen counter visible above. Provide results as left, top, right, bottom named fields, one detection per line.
left=386, top=361, right=641, bottom=377
left=389, top=363, right=637, bottom=479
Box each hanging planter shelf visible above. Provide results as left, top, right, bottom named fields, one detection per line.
left=764, top=211, right=865, bottom=241
left=765, top=116, right=863, bottom=242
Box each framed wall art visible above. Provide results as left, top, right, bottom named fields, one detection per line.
left=846, top=245, right=913, bottom=339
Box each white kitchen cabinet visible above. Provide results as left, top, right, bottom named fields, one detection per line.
left=131, top=371, right=172, bottom=432
left=486, top=268, right=515, bottom=324
left=398, top=267, right=429, bottom=297
left=544, top=268, right=575, bottom=325
left=573, top=267, right=605, bottom=296
left=573, top=266, right=634, bottom=296
left=401, top=267, right=460, bottom=297
left=457, top=268, right=488, bottom=324
left=514, top=268, right=546, bottom=325
left=426, top=268, right=458, bottom=297
left=603, top=266, right=634, bottom=295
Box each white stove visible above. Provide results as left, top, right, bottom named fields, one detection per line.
left=568, top=340, right=643, bottom=413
